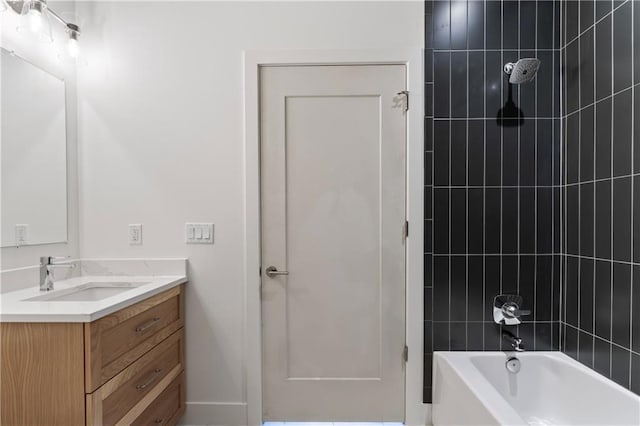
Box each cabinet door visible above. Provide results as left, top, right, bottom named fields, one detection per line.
left=1, top=323, right=85, bottom=425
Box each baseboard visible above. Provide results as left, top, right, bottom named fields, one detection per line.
left=424, top=403, right=433, bottom=426
left=179, top=402, right=248, bottom=426
left=406, top=402, right=432, bottom=426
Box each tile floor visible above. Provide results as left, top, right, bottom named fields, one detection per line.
left=264, top=423, right=404, bottom=426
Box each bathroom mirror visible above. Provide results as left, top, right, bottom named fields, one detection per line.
left=1, top=48, right=68, bottom=247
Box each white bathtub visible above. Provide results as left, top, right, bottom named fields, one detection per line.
left=432, top=351, right=640, bottom=426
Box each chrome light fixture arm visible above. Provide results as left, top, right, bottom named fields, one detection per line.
left=7, top=0, right=81, bottom=54
left=42, top=4, right=81, bottom=38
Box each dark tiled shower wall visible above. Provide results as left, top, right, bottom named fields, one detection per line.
left=423, top=0, right=563, bottom=402
left=561, top=0, right=640, bottom=396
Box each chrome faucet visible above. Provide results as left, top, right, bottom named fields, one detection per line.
left=39, top=256, right=75, bottom=291
left=502, top=329, right=525, bottom=352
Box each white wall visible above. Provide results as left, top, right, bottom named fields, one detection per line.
left=0, top=1, right=79, bottom=275
left=76, top=2, right=423, bottom=424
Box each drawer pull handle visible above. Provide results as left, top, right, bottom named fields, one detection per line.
left=136, top=368, right=162, bottom=390
left=154, top=420, right=163, bottom=424
left=135, top=317, right=161, bottom=333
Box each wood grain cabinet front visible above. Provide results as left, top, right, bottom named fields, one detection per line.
left=84, top=285, right=185, bottom=392
left=0, top=284, right=186, bottom=426
left=0, top=322, right=85, bottom=426
left=86, top=328, right=184, bottom=425
left=130, top=371, right=185, bottom=426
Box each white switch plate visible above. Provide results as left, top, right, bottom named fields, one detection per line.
left=15, top=224, right=28, bottom=246
left=129, top=224, right=142, bottom=245
left=185, top=223, right=214, bottom=244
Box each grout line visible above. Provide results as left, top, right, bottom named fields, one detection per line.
left=429, top=0, right=435, bottom=363
left=433, top=185, right=562, bottom=189
left=500, top=0, right=504, bottom=352
left=592, top=0, right=597, bottom=364
left=448, top=0, right=452, bottom=352
left=629, top=0, right=635, bottom=389
left=564, top=173, right=640, bottom=188
left=577, top=9, right=582, bottom=359
left=434, top=320, right=561, bottom=324
left=610, top=5, right=615, bottom=374
left=433, top=49, right=561, bottom=53
left=564, top=322, right=640, bottom=358
left=433, top=253, right=563, bottom=257
left=482, top=0, right=487, bottom=351
left=564, top=253, right=640, bottom=267
left=564, top=0, right=630, bottom=49
left=562, top=84, right=638, bottom=120
left=433, top=117, right=562, bottom=121
left=562, top=0, right=568, bottom=353
left=517, top=0, right=521, bottom=300
left=534, top=0, right=539, bottom=336
left=559, top=0, right=565, bottom=355
left=551, top=0, right=557, bottom=348
left=431, top=0, right=435, bottom=363
left=465, top=0, right=470, bottom=350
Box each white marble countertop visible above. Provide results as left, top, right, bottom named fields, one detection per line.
left=0, top=274, right=187, bottom=323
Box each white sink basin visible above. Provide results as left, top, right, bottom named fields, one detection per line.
left=24, top=282, right=150, bottom=302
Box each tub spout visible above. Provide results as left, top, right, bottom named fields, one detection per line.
left=502, top=329, right=525, bottom=352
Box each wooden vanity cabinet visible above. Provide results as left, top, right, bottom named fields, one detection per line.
left=0, top=284, right=186, bottom=426
left=0, top=322, right=86, bottom=425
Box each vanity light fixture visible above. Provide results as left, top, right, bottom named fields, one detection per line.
left=10, top=0, right=83, bottom=62
left=16, top=0, right=53, bottom=43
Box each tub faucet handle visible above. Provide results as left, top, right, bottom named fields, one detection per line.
left=493, top=294, right=530, bottom=325
left=502, top=303, right=531, bottom=318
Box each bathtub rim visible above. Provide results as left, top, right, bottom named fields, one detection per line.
left=433, top=351, right=525, bottom=425
left=432, top=351, right=640, bottom=425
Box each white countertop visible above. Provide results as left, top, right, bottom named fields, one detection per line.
left=0, top=275, right=187, bottom=322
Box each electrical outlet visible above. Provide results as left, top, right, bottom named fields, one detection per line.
left=185, top=223, right=214, bottom=244
left=15, top=224, right=28, bottom=246
left=129, top=224, right=142, bottom=245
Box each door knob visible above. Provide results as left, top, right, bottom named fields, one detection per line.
left=265, top=266, right=289, bottom=278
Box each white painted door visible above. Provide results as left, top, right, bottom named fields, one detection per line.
left=260, top=65, right=406, bottom=422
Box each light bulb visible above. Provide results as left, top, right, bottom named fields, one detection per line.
left=27, top=8, right=42, bottom=32
left=67, top=37, right=79, bottom=59
left=17, top=0, right=53, bottom=43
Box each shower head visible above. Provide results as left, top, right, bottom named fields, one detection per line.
left=503, top=58, right=541, bottom=84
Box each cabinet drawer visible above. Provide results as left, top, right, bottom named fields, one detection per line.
left=130, top=372, right=185, bottom=426
left=85, top=285, right=184, bottom=392
left=86, top=329, right=184, bottom=426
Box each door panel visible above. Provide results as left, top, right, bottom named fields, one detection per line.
left=260, top=65, right=406, bottom=422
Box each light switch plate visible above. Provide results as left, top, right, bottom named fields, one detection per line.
left=15, top=224, right=28, bottom=246
left=186, top=223, right=214, bottom=244
left=129, top=224, right=142, bottom=245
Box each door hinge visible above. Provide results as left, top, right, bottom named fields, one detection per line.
left=397, top=90, right=409, bottom=112
left=403, top=220, right=409, bottom=240
left=403, top=345, right=409, bottom=363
